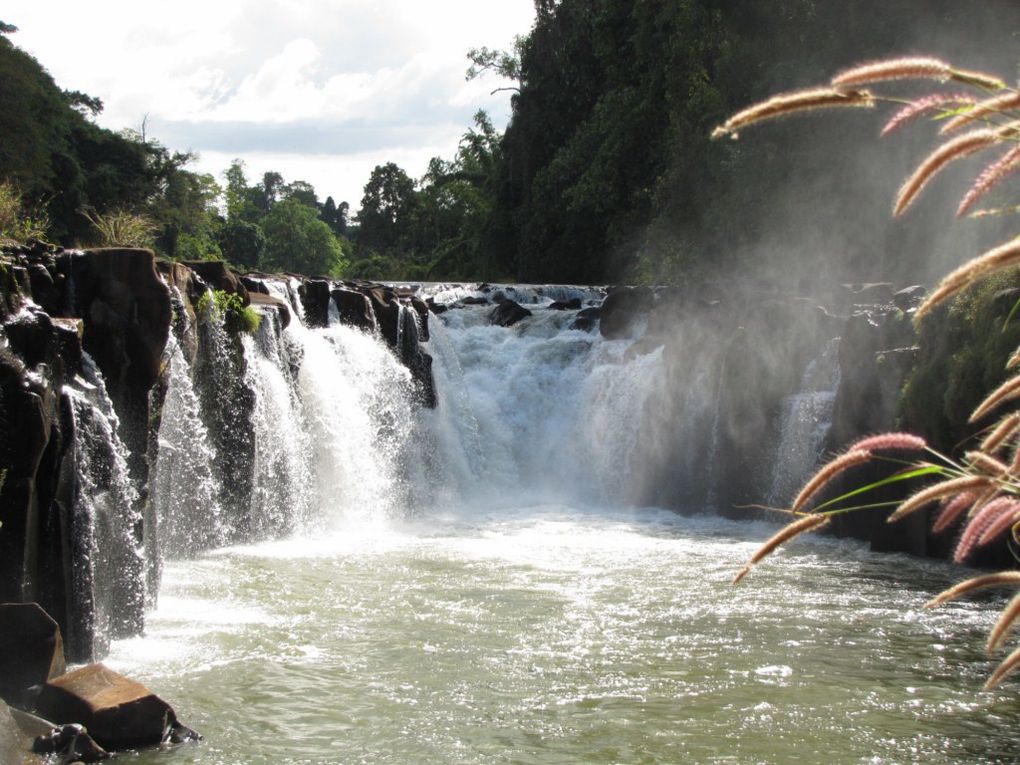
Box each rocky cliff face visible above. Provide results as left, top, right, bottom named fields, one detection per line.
left=0, top=244, right=436, bottom=660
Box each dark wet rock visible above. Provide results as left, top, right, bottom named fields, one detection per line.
left=239, top=276, right=270, bottom=295
left=488, top=298, right=532, bottom=327
left=28, top=262, right=61, bottom=315
left=892, top=285, right=926, bottom=312
left=410, top=297, right=430, bottom=342
left=32, top=723, right=109, bottom=762
left=570, top=306, right=601, bottom=332
left=399, top=307, right=436, bottom=408
left=332, top=288, right=375, bottom=332
left=599, top=286, right=654, bottom=339
left=0, top=603, right=66, bottom=707
left=247, top=292, right=291, bottom=330
left=298, top=279, right=332, bottom=328
left=426, top=298, right=449, bottom=315
left=366, top=286, right=401, bottom=347
left=549, top=298, right=582, bottom=311
left=71, top=247, right=171, bottom=430
left=182, top=260, right=249, bottom=302
left=460, top=296, right=489, bottom=306
left=35, top=663, right=199, bottom=752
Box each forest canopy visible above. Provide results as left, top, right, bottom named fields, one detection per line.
left=3, top=2, right=1020, bottom=284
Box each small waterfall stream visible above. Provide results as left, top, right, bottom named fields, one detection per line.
left=65, top=353, right=144, bottom=656
left=766, top=338, right=841, bottom=508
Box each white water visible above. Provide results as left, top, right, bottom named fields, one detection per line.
left=66, top=353, right=143, bottom=654
left=152, top=335, right=225, bottom=559
left=110, top=292, right=1020, bottom=763
left=766, top=339, right=841, bottom=508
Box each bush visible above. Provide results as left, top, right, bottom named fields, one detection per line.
left=82, top=208, right=156, bottom=248
left=196, top=289, right=261, bottom=335
left=0, top=181, right=49, bottom=242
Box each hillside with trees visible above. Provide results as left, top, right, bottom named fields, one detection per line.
left=3, top=3, right=1020, bottom=285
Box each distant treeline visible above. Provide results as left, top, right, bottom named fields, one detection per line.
left=3, top=2, right=1019, bottom=284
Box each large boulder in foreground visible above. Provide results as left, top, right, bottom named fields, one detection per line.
left=0, top=603, right=66, bottom=707
left=35, top=664, right=198, bottom=751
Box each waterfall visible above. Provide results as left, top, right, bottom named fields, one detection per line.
left=766, top=338, right=841, bottom=507
left=415, top=300, right=666, bottom=508
left=64, top=353, right=144, bottom=656
left=151, top=334, right=224, bottom=561
left=243, top=312, right=313, bottom=537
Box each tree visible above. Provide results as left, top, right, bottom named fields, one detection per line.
left=258, top=171, right=284, bottom=213
left=466, top=38, right=524, bottom=94
left=356, top=162, right=418, bottom=254
left=261, top=197, right=347, bottom=277
left=283, top=179, right=317, bottom=209
left=219, top=220, right=265, bottom=271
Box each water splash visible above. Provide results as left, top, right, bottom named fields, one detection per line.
left=151, top=335, right=225, bottom=560
left=65, top=353, right=143, bottom=656
left=766, top=338, right=842, bottom=507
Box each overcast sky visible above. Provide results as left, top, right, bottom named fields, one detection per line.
left=5, top=0, right=535, bottom=210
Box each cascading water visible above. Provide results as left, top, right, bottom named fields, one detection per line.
left=106, top=284, right=1020, bottom=765
left=766, top=338, right=841, bottom=507
left=65, top=353, right=144, bottom=657
left=151, top=335, right=225, bottom=561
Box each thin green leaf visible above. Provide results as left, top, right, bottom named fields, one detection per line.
left=809, top=465, right=946, bottom=513
left=933, top=105, right=976, bottom=121
left=1004, top=295, right=1020, bottom=330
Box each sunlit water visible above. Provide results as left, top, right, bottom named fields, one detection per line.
left=108, top=288, right=1020, bottom=763
left=108, top=507, right=1020, bottom=765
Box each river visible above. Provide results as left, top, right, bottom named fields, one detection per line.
left=102, top=285, right=1020, bottom=764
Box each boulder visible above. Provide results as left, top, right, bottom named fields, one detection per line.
left=599, top=286, right=653, bottom=339
left=32, top=723, right=109, bottom=762
left=247, top=292, right=291, bottom=330
left=488, top=298, right=532, bottom=328
left=239, top=276, right=269, bottom=295
left=366, top=287, right=401, bottom=347
left=35, top=663, right=198, bottom=751
left=570, top=306, right=601, bottom=332
left=410, top=297, right=430, bottom=342
left=331, top=288, right=375, bottom=333
left=298, top=279, right=332, bottom=328
left=425, top=298, right=448, bottom=315
left=0, top=604, right=66, bottom=707
left=181, top=260, right=249, bottom=303
left=549, top=298, right=582, bottom=311
left=892, top=285, right=926, bottom=312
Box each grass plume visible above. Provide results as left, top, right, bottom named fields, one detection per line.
left=711, top=88, right=874, bottom=140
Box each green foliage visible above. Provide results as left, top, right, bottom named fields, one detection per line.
left=261, top=198, right=347, bottom=277
left=0, top=181, right=49, bottom=241
left=196, top=289, right=261, bottom=335
left=356, top=162, right=418, bottom=254
left=82, top=208, right=157, bottom=248
left=218, top=219, right=265, bottom=270
left=900, top=269, right=1020, bottom=448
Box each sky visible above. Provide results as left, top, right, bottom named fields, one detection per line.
left=4, top=0, right=535, bottom=211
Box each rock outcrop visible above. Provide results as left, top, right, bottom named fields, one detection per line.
left=35, top=663, right=198, bottom=752
left=0, top=604, right=66, bottom=708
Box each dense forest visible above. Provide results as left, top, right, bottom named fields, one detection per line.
left=2, top=2, right=1020, bottom=286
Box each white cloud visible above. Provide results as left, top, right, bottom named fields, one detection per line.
left=4, top=0, right=534, bottom=208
